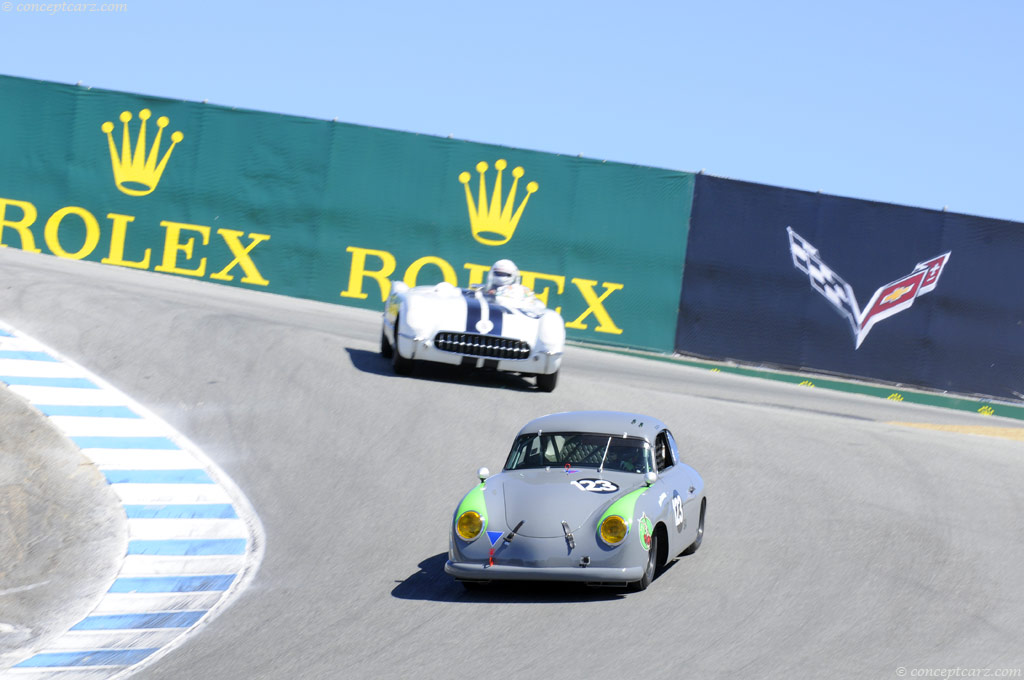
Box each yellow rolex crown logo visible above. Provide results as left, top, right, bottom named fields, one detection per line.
left=101, top=109, right=183, bottom=196
left=459, top=159, right=538, bottom=246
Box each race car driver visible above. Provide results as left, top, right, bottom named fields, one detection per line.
left=484, top=259, right=544, bottom=310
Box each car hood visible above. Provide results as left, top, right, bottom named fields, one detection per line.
left=404, top=285, right=558, bottom=341
left=495, top=468, right=646, bottom=538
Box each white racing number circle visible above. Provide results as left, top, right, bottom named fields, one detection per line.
left=571, top=478, right=619, bottom=493
left=672, top=490, right=685, bottom=531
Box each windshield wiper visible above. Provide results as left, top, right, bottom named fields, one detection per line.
left=597, top=436, right=612, bottom=474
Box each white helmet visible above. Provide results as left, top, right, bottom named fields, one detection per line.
left=487, top=259, right=520, bottom=289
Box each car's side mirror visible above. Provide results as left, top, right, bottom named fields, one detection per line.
left=644, top=471, right=658, bottom=486
left=477, top=467, right=490, bottom=482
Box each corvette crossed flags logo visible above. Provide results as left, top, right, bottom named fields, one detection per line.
left=786, top=227, right=951, bottom=349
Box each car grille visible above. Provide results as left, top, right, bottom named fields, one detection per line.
left=434, top=332, right=531, bottom=360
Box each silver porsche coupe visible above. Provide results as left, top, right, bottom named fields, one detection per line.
left=445, top=410, right=706, bottom=591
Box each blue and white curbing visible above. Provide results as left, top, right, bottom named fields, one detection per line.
left=0, top=322, right=264, bottom=679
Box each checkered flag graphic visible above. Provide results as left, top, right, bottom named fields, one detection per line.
left=787, top=227, right=861, bottom=335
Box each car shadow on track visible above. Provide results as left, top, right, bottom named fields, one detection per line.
left=346, top=348, right=539, bottom=392
left=345, top=348, right=394, bottom=377
left=391, top=553, right=630, bottom=603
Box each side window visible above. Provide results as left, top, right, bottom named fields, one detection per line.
left=506, top=434, right=542, bottom=469
left=664, top=430, right=681, bottom=466
left=654, top=432, right=674, bottom=472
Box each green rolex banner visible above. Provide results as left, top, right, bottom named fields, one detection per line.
left=0, top=75, right=693, bottom=351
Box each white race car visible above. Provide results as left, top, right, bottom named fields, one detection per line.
left=381, top=281, right=565, bottom=391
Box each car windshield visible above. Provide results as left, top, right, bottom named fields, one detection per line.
left=503, top=432, right=653, bottom=473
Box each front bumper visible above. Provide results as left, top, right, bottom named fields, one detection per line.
left=398, top=334, right=562, bottom=375
left=447, top=527, right=644, bottom=586
left=445, top=560, right=643, bottom=585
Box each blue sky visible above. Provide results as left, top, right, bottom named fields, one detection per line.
left=2, top=0, right=1021, bottom=222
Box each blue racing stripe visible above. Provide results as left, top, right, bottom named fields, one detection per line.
left=463, top=289, right=481, bottom=332
left=463, top=290, right=505, bottom=336
left=14, top=648, right=159, bottom=668
left=109, top=574, right=236, bottom=593
left=0, top=329, right=12, bottom=337
left=73, top=436, right=179, bottom=449
left=71, top=611, right=206, bottom=630
left=124, top=503, right=238, bottom=519
left=103, top=469, right=213, bottom=484
left=36, top=404, right=141, bottom=418
left=0, top=350, right=58, bottom=361
left=0, top=376, right=98, bottom=388
left=127, top=538, right=247, bottom=556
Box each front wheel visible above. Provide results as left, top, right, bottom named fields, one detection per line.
left=631, top=532, right=659, bottom=591
left=391, top=313, right=414, bottom=375
left=380, top=325, right=393, bottom=358
left=535, top=370, right=558, bottom=392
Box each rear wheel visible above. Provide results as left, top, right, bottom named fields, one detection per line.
left=682, top=498, right=706, bottom=556
left=535, top=370, right=558, bottom=392
left=390, top=313, right=413, bottom=375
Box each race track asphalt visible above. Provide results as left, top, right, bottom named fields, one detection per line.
left=1, top=247, right=1022, bottom=679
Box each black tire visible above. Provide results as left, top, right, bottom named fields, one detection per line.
left=380, top=326, right=393, bottom=358
left=390, top=313, right=413, bottom=375
left=535, top=370, right=558, bottom=392
left=682, top=498, right=706, bottom=556
left=631, top=531, right=659, bottom=591
left=460, top=580, right=487, bottom=591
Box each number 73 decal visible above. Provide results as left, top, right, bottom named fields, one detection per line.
left=787, top=227, right=950, bottom=349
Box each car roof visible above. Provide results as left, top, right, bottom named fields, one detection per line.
left=516, top=411, right=667, bottom=443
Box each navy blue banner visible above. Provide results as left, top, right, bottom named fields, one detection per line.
left=677, top=175, right=1024, bottom=401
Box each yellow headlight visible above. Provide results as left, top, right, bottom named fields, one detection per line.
left=456, top=511, right=483, bottom=540
left=600, top=515, right=628, bottom=545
